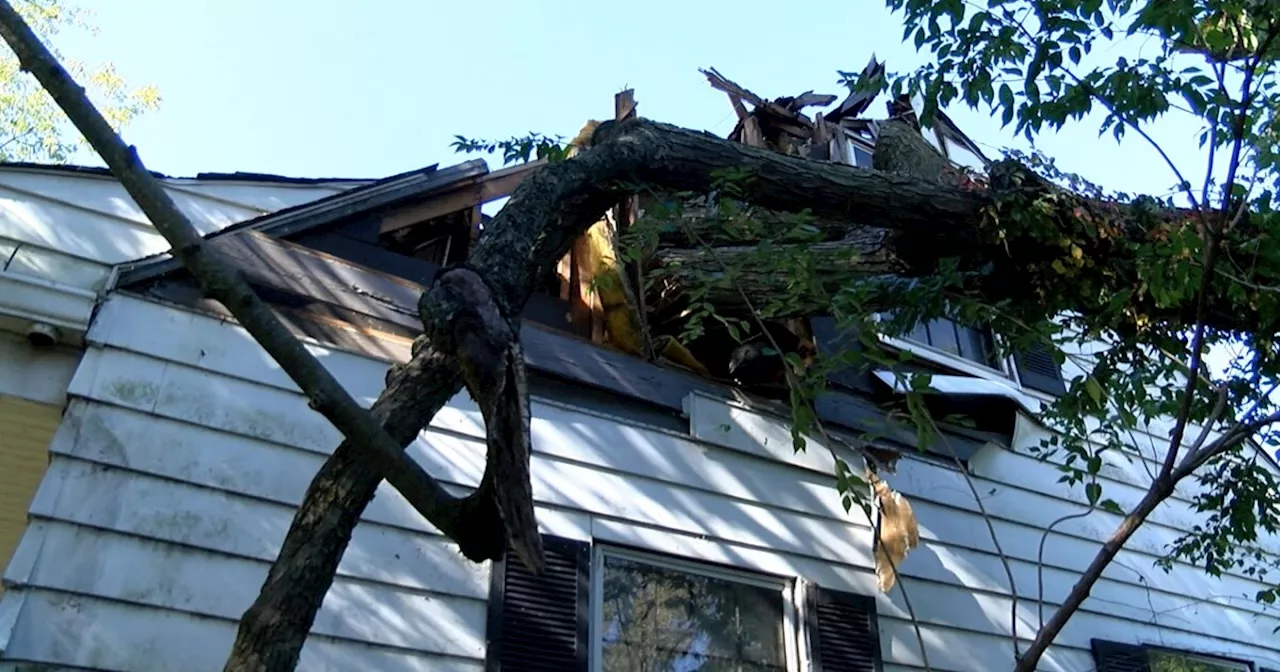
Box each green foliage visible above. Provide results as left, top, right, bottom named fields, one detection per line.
left=451, top=131, right=570, bottom=165
left=0, top=0, right=160, bottom=162
left=882, top=0, right=1280, bottom=638
left=452, top=0, right=1280, bottom=640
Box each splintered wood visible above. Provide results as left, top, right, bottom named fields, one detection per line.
left=870, top=470, right=921, bottom=593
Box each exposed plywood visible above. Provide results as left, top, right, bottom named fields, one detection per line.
left=378, top=161, right=541, bottom=235
left=0, top=394, right=60, bottom=594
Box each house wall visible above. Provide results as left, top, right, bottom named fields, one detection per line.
left=0, top=165, right=363, bottom=346
left=0, top=292, right=1277, bottom=671
left=0, top=168, right=368, bottom=584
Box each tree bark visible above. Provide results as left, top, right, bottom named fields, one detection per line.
left=1014, top=480, right=1172, bottom=671
left=6, top=10, right=1275, bottom=665
left=0, top=0, right=484, bottom=547
left=654, top=231, right=904, bottom=316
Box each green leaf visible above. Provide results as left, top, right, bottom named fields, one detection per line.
left=1086, top=482, right=1102, bottom=505
left=1100, top=499, right=1125, bottom=515
left=1085, top=376, right=1104, bottom=406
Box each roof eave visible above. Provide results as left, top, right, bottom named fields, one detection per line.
left=115, top=158, right=490, bottom=288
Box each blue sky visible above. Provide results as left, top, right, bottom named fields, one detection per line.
left=43, top=2, right=1278, bottom=461
left=52, top=0, right=1210, bottom=202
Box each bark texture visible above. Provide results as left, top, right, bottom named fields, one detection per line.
left=3, top=16, right=1272, bottom=664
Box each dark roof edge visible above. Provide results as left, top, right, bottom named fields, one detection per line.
left=115, top=158, right=489, bottom=288
left=0, top=160, right=380, bottom=184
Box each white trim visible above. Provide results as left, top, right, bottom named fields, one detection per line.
left=589, top=543, right=802, bottom=672
left=880, top=331, right=1015, bottom=380
left=871, top=369, right=1044, bottom=415
left=793, top=578, right=814, bottom=672
left=0, top=268, right=97, bottom=337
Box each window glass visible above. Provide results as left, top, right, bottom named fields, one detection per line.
left=942, top=137, right=987, bottom=171
left=901, top=316, right=997, bottom=369
left=849, top=144, right=874, bottom=169
left=600, top=554, right=787, bottom=671
left=1148, top=650, right=1250, bottom=672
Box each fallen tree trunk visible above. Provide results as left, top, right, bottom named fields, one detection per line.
left=654, top=232, right=904, bottom=316
left=219, top=115, right=1280, bottom=669
left=654, top=202, right=867, bottom=245
left=9, top=26, right=1272, bottom=661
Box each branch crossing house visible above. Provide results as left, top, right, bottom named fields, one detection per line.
left=0, top=70, right=1276, bottom=671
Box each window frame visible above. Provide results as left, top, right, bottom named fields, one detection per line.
left=871, top=311, right=1017, bottom=381
left=1146, top=646, right=1255, bottom=672
left=1092, top=638, right=1261, bottom=672
left=588, top=544, right=805, bottom=672
left=841, top=127, right=1027, bottom=388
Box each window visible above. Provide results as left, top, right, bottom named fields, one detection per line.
left=595, top=549, right=792, bottom=671
left=1148, top=650, right=1251, bottom=672
left=1092, top=639, right=1258, bottom=672
left=485, top=535, right=884, bottom=672
left=900, top=317, right=999, bottom=370
left=848, top=142, right=874, bottom=169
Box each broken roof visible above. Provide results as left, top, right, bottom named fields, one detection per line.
left=117, top=159, right=487, bottom=285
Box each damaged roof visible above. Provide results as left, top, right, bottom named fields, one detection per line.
left=117, top=159, right=488, bottom=285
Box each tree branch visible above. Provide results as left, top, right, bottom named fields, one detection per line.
left=0, top=7, right=545, bottom=670
left=0, top=0, right=476, bottom=556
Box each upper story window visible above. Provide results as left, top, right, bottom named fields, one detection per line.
left=847, top=141, right=874, bottom=169
left=1148, top=649, right=1252, bottom=672
left=1092, top=638, right=1263, bottom=672
left=900, top=317, right=1000, bottom=371
left=485, top=535, right=884, bottom=672
left=597, top=549, right=791, bottom=671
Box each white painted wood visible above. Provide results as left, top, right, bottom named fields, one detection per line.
left=48, top=400, right=1270, bottom=644
left=0, top=269, right=97, bottom=334
left=4, top=292, right=1279, bottom=671
left=0, top=167, right=356, bottom=265
left=6, top=520, right=486, bottom=658
left=0, top=589, right=477, bottom=672
left=40, top=386, right=1280, bottom=655
left=63, top=330, right=1280, bottom=611
left=1, top=237, right=111, bottom=291
left=0, top=332, right=79, bottom=405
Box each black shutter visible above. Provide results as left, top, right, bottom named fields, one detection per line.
left=807, top=584, right=883, bottom=672
left=1014, top=341, right=1067, bottom=396
left=1090, top=639, right=1151, bottom=672
left=485, top=535, right=591, bottom=672
left=810, top=316, right=877, bottom=394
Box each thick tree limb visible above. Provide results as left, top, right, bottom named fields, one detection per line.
left=0, top=0, right=481, bottom=557
left=654, top=233, right=905, bottom=316
left=608, top=118, right=1273, bottom=336
left=10, top=14, right=1277, bottom=666
left=0, top=6, right=539, bottom=670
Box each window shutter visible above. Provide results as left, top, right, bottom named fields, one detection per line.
left=806, top=584, right=883, bottom=672
left=1090, top=639, right=1151, bottom=672
left=1014, top=341, right=1067, bottom=396
left=809, top=316, right=876, bottom=394
left=485, top=535, right=590, bottom=672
